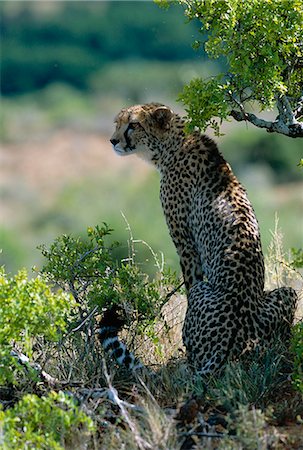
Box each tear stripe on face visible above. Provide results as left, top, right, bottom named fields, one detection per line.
left=124, top=124, right=136, bottom=151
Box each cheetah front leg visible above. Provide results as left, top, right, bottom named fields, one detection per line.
left=178, top=245, right=205, bottom=292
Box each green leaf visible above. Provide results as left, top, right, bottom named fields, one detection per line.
left=175, top=0, right=303, bottom=133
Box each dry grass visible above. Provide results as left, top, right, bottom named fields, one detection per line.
left=265, top=217, right=303, bottom=320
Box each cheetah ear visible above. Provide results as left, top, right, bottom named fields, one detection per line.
left=151, top=106, right=173, bottom=130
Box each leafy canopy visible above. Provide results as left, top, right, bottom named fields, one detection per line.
left=162, top=0, right=303, bottom=137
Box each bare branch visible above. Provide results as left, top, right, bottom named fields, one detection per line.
left=11, top=348, right=84, bottom=388
left=71, top=306, right=98, bottom=332
left=276, top=94, right=297, bottom=125
left=227, top=88, right=303, bottom=137
left=11, top=348, right=61, bottom=387
left=230, top=108, right=303, bottom=138
left=293, top=96, right=303, bottom=120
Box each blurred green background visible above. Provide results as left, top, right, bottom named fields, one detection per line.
left=0, top=1, right=302, bottom=276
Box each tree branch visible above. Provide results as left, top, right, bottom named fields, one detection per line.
left=230, top=107, right=303, bottom=138
left=293, top=96, right=303, bottom=120
left=11, top=348, right=61, bottom=387
left=11, top=348, right=83, bottom=388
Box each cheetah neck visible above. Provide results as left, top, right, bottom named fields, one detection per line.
left=149, top=115, right=187, bottom=171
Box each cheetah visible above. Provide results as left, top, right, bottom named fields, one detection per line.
left=99, top=102, right=297, bottom=374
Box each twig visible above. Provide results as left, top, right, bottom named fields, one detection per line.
left=121, top=211, right=136, bottom=264
left=71, top=306, right=98, bottom=332
left=102, top=359, right=153, bottom=450
left=276, top=259, right=303, bottom=281
left=11, top=348, right=84, bottom=388
left=161, top=282, right=185, bottom=307
left=133, top=238, right=164, bottom=273
left=71, top=245, right=100, bottom=273
left=68, top=243, right=105, bottom=313
left=11, top=349, right=60, bottom=387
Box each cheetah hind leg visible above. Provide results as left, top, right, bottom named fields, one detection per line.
left=182, top=283, right=243, bottom=375
left=258, top=286, right=298, bottom=345
left=183, top=284, right=297, bottom=375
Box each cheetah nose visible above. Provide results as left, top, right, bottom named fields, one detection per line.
left=110, top=138, right=119, bottom=146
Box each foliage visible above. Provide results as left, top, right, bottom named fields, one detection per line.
left=0, top=267, right=75, bottom=384
left=174, top=0, right=303, bottom=137
left=180, top=75, right=230, bottom=135
left=0, top=391, right=94, bottom=449
left=291, top=247, right=303, bottom=269
left=220, top=405, right=279, bottom=450
left=39, top=224, right=117, bottom=307
left=39, top=224, right=178, bottom=332
left=291, top=321, right=303, bottom=393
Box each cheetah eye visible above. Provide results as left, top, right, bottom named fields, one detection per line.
left=128, top=122, right=140, bottom=130
left=126, top=123, right=141, bottom=139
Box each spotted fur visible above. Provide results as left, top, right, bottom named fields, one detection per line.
left=108, top=103, right=297, bottom=374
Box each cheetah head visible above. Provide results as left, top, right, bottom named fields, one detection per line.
left=110, top=103, right=173, bottom=163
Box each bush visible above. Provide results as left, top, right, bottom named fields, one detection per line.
left=0, top=267, right=76, bottom=384
left=39, top=224, right=180, bottom=338
left=291, top=321, right=303, bottom=393
left=0, top=391, right=94, bottom=449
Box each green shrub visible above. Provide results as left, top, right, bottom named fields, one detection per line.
left=0, top=222, right=301, bottom=448
left=291, top=248, right=303, bottom=269
left=179, top=75, right=230, bottom=135
left=39, top=224, right=179, bottom=334
left=219, top=405, right=279, bottom=450
left=291, top=322, right=303, bottom=393
left=0, top=391, right=94, bottom=450
left=0, top=267, right=76, bottom=384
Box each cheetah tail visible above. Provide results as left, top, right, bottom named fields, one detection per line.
left=96, top=306, right=143, bottom=371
